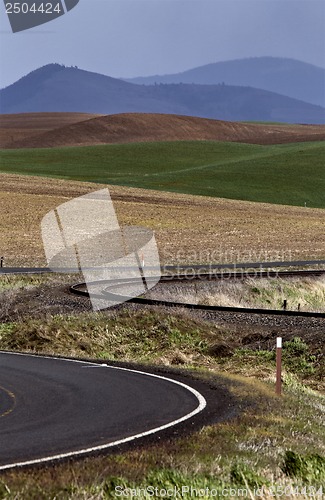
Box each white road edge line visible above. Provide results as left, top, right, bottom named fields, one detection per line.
left=0, top=351, right=207, bottom=471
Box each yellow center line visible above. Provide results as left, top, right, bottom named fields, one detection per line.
left=0, top=385, right=16, bottom=418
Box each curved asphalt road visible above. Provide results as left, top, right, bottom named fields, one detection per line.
left=0, top=352, right=206, bottom=470
left=1, top=260, right=323, bottom=470
left=1, top=259, right=325, bottom=275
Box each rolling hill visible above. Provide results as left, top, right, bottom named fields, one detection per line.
left=1, top=141, right=324, bottom=208
left=2, top=113, right=325, bottom=149
left=0, top=112, right=100, bottom=147
left=1, top=64, right=324, bottom=124
left=126, top=57, right=325, bottom=108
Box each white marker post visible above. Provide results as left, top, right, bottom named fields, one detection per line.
left=141, top=253, right=145, bottom=268
left=276, top=337, right=282, bottom=396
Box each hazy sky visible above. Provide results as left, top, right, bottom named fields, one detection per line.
left=0, top=0, right=324, bottom=88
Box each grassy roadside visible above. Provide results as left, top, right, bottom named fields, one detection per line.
left=0, top=307, right=324, bottom=498
left=2, top=273, right=325, bottom=314
left=150, top=276, right=325, bottom=313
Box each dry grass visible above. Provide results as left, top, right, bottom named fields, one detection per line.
left=148, top=276, right=325, bottom=313
left=0, top=306, right=324, bottom=390
left=1, top=173, right=324, bottom=267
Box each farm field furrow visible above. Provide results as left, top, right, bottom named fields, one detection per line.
left=1, top=173, right=324, bottom=267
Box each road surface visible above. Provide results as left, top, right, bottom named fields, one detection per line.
left=0, top=352, right=206, bottom=470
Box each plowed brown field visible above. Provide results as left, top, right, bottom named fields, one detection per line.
left=0, top=112, right=101, bottom=147
left=1, top=173, right=324, bottom=267
left=1, top=113, right=325, bottom=149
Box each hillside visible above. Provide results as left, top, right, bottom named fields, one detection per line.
left=2, top=113, right=325, bottom=149
left=0, top=112, right=100, bottom=147
left=1, top=64, right=324, bottom=124
left=126, top=57, right=325, bottom=108
left=1, top=141, right=324, bottom=208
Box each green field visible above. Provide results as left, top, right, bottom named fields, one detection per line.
left=1, top=141, right=324, bottom=208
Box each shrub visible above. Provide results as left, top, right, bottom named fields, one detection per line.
left=282, top=450, right=325, bottom=484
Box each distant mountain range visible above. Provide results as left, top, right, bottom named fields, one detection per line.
left=126, top=57, right=325, bottom=108
left=1, top=62, right=324, bottom=124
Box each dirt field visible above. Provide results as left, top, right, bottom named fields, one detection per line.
left=1, top=173, right=324, bottom=267
left=2, top=112, right=325, bottom=149
left=0, top=112, right=100, bottom=147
